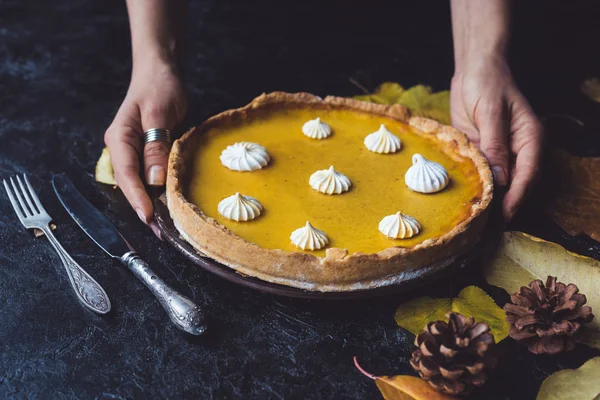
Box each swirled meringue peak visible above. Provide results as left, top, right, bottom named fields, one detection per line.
left=220, top=142, right=270, bottom=171
left=290, top=221, right=329, bottom=250
left=378, top=212, right=421, bottom=239
left=404, top=154, right=449, bottom=193
left=364, top=124, right=402, bottom=154
left=309, top=166, right=351, bottom=195
left=302, top=117, right=332, bottom=139
left=217, top=192, right=263, bottom=221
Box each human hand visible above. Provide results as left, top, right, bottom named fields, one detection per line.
left=451, top=57, right=544, bottom=221
left=104, top=60, right=187, bottom=227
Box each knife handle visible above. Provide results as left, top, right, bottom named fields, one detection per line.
left=121, top=252, right=207, bottom=335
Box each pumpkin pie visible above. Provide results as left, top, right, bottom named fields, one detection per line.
left=166, top=92, right=493, bottom=291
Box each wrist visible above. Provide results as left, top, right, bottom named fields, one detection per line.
left=454, top=52, right=510, bottom=79
left=132, top=42, right=178, bottom=69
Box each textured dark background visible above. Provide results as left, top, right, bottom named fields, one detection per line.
left=1, top=1, right=600, bottom=399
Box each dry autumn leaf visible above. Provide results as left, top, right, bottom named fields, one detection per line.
left=546, top=148, right=600, bottom=242
left=536, top=357, right=600, bottom=400
left=581, top=78, right=600, bottom=102
left=483, top=231, right=600, bottom=350
left=353, top=82, right=451, bottom=125
left=33, top=223, right=56, bottom=238
left=353, top=357, right=457, bottom=400
left=394, top=286, right=510, bottom=342
left=95, top=147, right=117, bottom=185
left=354, top=82, right=405, bottom=105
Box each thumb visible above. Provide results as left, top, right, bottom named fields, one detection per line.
left=141, top=103, right=177, bottom=186
left=477, top=102, right=510, bottom=187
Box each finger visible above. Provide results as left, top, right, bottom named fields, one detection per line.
left=104, top=124, right=153, bottom=224
left=503, top=124, right=543, bottom=221
left=477, top=101, right=510, bottom=187
left=141, top=102, right=177, bottom=186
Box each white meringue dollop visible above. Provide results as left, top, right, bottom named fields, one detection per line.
left=364, top=124, right=402, bottom=154
left=290, top=221, right=329, bottom=250
left=220, top=142, right=270, bottom=171
left=378, top=212, right=421, bottom=239
left=302, top=117, right=332, bottom=139
left=309, top=166, right=351, bottom=195
left=404, top=154, right=449, bottom=193
left=217, top=192, right=263, bottom=221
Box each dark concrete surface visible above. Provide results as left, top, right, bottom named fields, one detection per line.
left=1, top=1, right=599, bottom=398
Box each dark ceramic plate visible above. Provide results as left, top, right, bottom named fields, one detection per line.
left=154, top=195, right=485, bottom=299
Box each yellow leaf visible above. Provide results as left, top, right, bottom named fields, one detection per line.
left=581, top=78, right=600, bottom=102
left=376, top=375, right=457, bottom=400
left=536, top=357, right=600, bottom=400
left=353, top=82, right=450, bottom=125
left=394, top=286, right=510, bottom=342
left=95, top=147, right=117, bottom=185
left=483, top=231, right=600, bottom=350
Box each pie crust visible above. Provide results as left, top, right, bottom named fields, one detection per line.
left=166, top=92, right=493, bottom=291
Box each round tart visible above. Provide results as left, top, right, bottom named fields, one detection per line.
left=167, top=92, right=493, bottom=291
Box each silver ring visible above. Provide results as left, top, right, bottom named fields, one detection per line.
left=144, top=128, right=172, bottom=144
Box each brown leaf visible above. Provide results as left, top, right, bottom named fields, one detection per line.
left=581, top=78, right=600, bottom=102
left=354, top=357, right=457, bottom=400
left=546, top=148, right=600, bottom=242
left=33, top=223, right=56, bottom=237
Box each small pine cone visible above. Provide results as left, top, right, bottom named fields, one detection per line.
left=410, top=312, right=497, bottom=396
left=504, top=276, right=594, bottom=355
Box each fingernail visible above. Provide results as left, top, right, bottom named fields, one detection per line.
left=492, top=166, right=508, bottom=187
left=147, top=165, right=166, bottom=186
left=136, top=208, right=149, bottom=224
left=150, top=221, right=163, bottom=241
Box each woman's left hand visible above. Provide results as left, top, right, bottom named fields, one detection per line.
left=451, top=57, right=544, bottom=221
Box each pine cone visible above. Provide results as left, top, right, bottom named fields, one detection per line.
left=504, top=276, right=594, bottom=355
left=410, top=312, right=497, bottom=396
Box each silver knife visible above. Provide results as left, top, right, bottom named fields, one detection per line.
left=52, top=173, right=207, bottom=335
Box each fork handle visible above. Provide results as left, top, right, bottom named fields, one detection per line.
left=41, top=226, right=111, bottom=314
left=121, top=252, right=207, bottom=335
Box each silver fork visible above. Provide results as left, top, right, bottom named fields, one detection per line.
left=3, top=174, right=111, bottom=314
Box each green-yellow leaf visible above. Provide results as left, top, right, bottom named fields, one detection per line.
left=394, top=286, right=510, bottom=342
left=95, top=147, right=117, bottom=185
left=483, top=231, right=600, bottom=349
left=353, top=82, right=451, bottom=125
left=536, top=357, right=600, bottom=400
left=354, top=82, right=405, bottom=105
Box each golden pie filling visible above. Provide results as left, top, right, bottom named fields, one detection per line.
left=185, top=108, right=483, bottom=256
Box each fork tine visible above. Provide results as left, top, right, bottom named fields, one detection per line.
left=17, top=175, right=39, bottom=215
left=3, top=179, right=26, bottom=223
left=9, top=177, right=32, bottom=217
left=22, top=174, right=45, bottom=214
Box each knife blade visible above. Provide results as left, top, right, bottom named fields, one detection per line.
left=52, top=173, right=207, bottom=335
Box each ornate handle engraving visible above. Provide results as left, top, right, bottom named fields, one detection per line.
left=122, top=252, right=207, bottom=335
left=42, top=226, right=111, bottom=314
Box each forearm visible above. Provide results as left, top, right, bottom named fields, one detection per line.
left=126, top=0, right=187, bottom=69
left=450, top=0, right=511, bottom=73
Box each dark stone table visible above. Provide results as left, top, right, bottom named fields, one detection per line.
left=1, top=1, right=599, bottom=398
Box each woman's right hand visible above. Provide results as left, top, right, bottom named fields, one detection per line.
left=104, top=59, right=187, bottom=227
